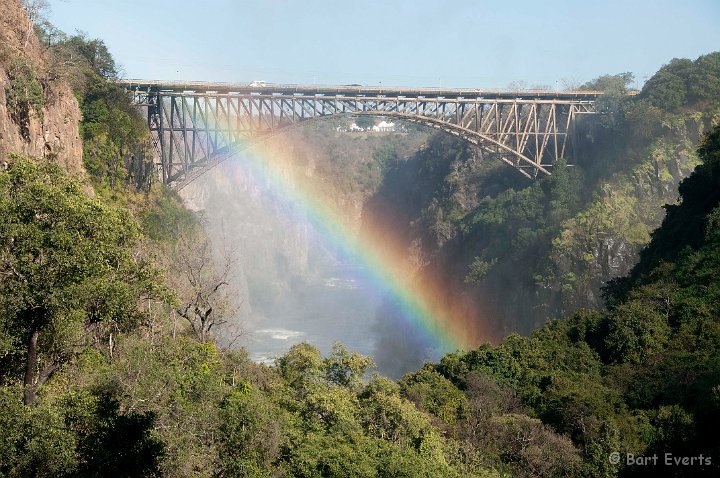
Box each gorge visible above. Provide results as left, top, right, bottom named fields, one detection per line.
left=2, top=0, right=720, bottom=474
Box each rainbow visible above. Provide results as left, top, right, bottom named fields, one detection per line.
left=199, top=129, right=488, bottom=354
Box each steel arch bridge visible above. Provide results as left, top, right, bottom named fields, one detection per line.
left=120, top=80, right=603, bottom=189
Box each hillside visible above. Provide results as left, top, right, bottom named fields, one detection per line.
left=3, top=117, right=717, bottom=476
left=369, top=53, right=720, bottom=340
left=413, top=124, right=720, bottom=476
left=0, top=0, right=83, bottom=175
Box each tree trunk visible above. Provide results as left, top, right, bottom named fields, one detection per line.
left=23, top=327, right=39, bottom=405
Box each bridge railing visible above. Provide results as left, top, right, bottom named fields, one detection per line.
left=116, top=78, right=609, bottom=100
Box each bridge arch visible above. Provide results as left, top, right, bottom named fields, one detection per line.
left=351, top=111, right=551, bottom=175
left=178, top=110, right=552, bottom=189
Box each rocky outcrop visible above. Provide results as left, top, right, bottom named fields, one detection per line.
left=0, top=0, right=84, bottom=176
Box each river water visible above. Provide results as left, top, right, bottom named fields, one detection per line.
left=244, top=262, right=383, bottom=365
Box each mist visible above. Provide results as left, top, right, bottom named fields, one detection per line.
left=179, top=122, right=436, bottom=377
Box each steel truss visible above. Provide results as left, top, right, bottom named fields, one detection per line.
left=123, top=82, right=599, bottom=188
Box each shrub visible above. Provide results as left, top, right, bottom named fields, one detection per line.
left=5, top=57, right=45, bottom=138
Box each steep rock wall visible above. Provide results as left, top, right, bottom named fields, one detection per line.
left=0, top=0, right=84, bottom=176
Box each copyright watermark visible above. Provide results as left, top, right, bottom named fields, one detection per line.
left=609, top=452, right=712, bottom=466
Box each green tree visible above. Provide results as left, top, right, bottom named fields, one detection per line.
left=66, top=388, right=164, bottom=477
left=218, top=386, right=282, bottom=477
left=400, top=366, right=468, bottom=425
left=580, top=72, right=634, bottom=94
left=0, top=157, right=163, bottom=404
left=580, top=72, right=634, bottom=127
left=354, top=116, right=374, bottom=129
left=276, top=343, right=324, bottom=391
left=0, top=385, right=77, bottom=477
left=324, top=342, right=374, bottom=389
left=64, top=33, right=117, bottom=79
left=688, top=52, right=720, bottom=104
left=640, top=58, right=694, bottom=111
left=603, top=299, right=671, bottom=364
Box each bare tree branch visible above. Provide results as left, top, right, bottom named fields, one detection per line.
left=171, top=229, right=239, bottom=343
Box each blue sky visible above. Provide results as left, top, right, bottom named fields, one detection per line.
left=47, top=0, right=719, bottom=89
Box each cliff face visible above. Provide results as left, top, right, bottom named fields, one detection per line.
left=0, top=0, right=84, bottom=175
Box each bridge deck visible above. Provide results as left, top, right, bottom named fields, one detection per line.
left=117, top=79, right=608, bottom=100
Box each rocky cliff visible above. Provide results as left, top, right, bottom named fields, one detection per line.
left=0, top=0, right=84, bottom=175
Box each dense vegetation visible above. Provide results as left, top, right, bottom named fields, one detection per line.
left=2, top=5, right=720, bottom=476
left=0, top=16, right=492, bottom=477
left=3, top=123, right=719, bottom=476
left=367, top=53, right=720, bottom=337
